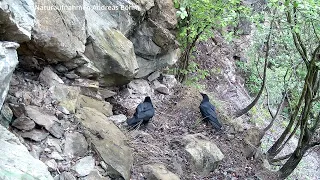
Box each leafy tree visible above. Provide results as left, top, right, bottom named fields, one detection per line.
left=238, top=0, right=320, bottom=178
left=174, top=0, right=249, bottom=82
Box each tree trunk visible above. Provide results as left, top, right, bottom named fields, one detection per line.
left=235, top=17, right=274, bottom=117
left=279, top=147, right=306, bottom=179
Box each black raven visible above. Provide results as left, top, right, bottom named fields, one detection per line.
left=199, top=93, right=222, bottom=130
left=127, top=96, right=155, bottom=126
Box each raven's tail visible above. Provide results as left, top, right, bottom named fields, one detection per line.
left=209, top=120, right=222, bottom=131
left=126, top=116, right=142, bottom=126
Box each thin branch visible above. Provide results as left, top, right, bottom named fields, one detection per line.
left=286, top=10, right=309, bottom=66
left=270, top=153, right=293, bottom=163
left=308, top=142, right=320, bottom=149
left=312, top=22, right=320, bottom=43
left=263, top=91, right=287, bottom=133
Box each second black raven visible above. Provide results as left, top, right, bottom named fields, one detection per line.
left=127, top=96, right=155, bottom=126
left=199, top=93, right=222, bottom=130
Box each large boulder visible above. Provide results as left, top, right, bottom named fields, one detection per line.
left=183, top=134, right=224, bottom=176
left=128, top=79, right=153, bottom=95
left=63, top=132, right=88, bottom=158
left=143, top=164, right=180, bottom=180
left=149, top=0, right=177, bottom=30
left=83, top=0, right=141, bottom=37
left=76, top=107, right=133, bottom=180
left=39, top=67, right=64, bottom=88
left=0, top=0, right=35, bottom=43
left=0, top=125, right=53, bottom=180
left=25, top=105, right=56, bottom=130
left=0, top=42, right=19, bottom=110
left=20, top=0, right=86, bottom=63
left=84, top=28, right=139, bottom=81
left=135, top=49, right=180, bottom=78
left=77, top=95, right=113, bottom=117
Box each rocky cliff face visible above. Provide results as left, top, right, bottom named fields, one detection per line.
left=0, top=0, right=179, bottom=87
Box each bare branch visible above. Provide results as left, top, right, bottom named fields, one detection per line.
left=270, top=153, right=293, bottom=163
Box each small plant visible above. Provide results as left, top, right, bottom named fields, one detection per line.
left=183, top=62, right=210, bottom=90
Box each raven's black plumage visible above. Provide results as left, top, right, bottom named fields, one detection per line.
left=199, top=93, right=222, bottom=130
left=127, top=96, right=155, bottom=126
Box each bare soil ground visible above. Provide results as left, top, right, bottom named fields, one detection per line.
left=125, top=34, right=319, bottom=180
left=125, top=86, right=277, bottom=180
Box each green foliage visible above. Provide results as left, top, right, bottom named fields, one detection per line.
left=182, top=62, right=210, bottom=90
left=249, top=105, right=270, bottom=126
left=177, top=7, right=188, bottom=19
left=175, top=0, right=250, bottom=83
left=176, top=0, right=250, bottom=48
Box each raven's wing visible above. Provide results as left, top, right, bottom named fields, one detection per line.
left=135, top=102, right=155, bottom=120
left=199, top=102, right=222, bottom=130
left=127, top=116, right=141, bottom=126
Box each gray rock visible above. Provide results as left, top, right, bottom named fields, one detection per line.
left=131, top=21, right=162, bottom=57
left=77, top=95, right=113, bottom=117
left=25, top=106, right=56, bottom=130
left=183, top=134, right=224, bottom=176
left=47, top=138, right=62, bottom=153
left=30, top=144, right=43, bottom=159
left=63, top=54, right=89, bottom=70
left=84, top=28, right=138, bottom=80
left=72, top=79, right=99, bottom=88
left=58, top=172, right=76, bottom=180
left=75, top=61, right=100, bottom=79
left=148, top=71, right=161, bottom=82
left=48, top=122, right=64, bottom=139
left=55, top=64, right=69, bottom=73
left=0, top=0, right=35, bottom=42
left=72, top=156, right=95, bottom=177
left=83, top=0, right=139, bottom=37
left=27, top=0, right=86, bottom=63
left=57, top=105, right=70, bottom=115
left=0, top=103, right=13, bottom=128
left=79, top=87, right=102, bottom=100
left=162, top=74, right=177, bottom=89
left=17, top=56, right=41, bottom=71
left=63, top=132, right=88, bottom=158
left=0, top=125, right=53, bottom=180
left=133, top=0, right=155, bottom=11
left=143, top=164, right=180, bottom=180
left=0, top=42, right=19, bottom=110
left=98, top=88, right=117, bottom=99
left=128, top=79, right=153, bottom=95
left=50, top=85, right=81, bottom=114
left=65, top=71, right=80, bottom=80
left=39, top=67, right=64, bottom=88
left=83, top=169, right=107, bottom=180
left=108, top=114, right=127, bottom=124
left=76, top=107, right=133, bottom=180
left=11, top=116, right=35, bottom=131
left=45, top=159, right=58, bottom=171
left=20, top=129, right=50, bottom=142
left=8, top=103, right=26, bottom=118
left=152, top=80, right=170, bottom=95
left=49, top=152, right=64, bottom=161
left=135, top=49, right=180, bottom=78
left=149, top=0, right=177, bottom=29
